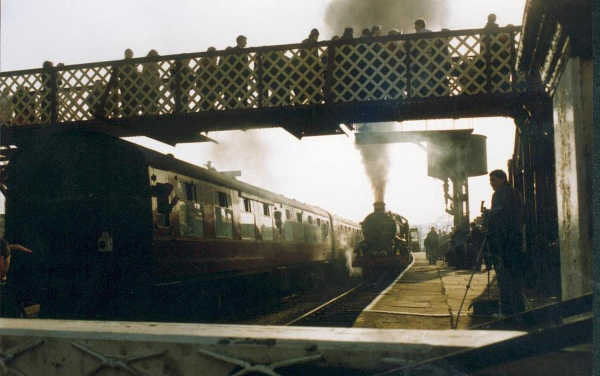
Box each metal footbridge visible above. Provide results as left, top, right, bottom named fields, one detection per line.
left=0, top=26, right=531, bottom=145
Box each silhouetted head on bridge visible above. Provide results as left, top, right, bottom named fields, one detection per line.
left=124, top=49, right=134, bottom=59
left=341, top=27, right=354, bottom=40
left=147, top=49, right=159, bottom=57
left=388, top=29, right=400, bottom=36
left=485, top=13, right=499, bottom=29
left=42, top=61, right=54, bottom=69
left=309, top=28, right=319, bottom=41
left=414, top=18, right=427, bottom=32
left=236, top=35, right=247, bottom=48
left=360, top=28, right=372, bottom=38
left=371, top=25, right=382, bottom=37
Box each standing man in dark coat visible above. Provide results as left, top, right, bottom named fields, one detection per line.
left=487, top=169, right=525, bottom=317
left=424, top=227, right=439, bottom=265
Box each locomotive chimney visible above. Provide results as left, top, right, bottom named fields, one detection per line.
left=373, top=201, right=386, bottom=212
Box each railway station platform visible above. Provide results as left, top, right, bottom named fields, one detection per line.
left=354, top=252, right=503, bottom=330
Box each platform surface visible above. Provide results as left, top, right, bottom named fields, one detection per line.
left=354, top=252, right=501, bottom=330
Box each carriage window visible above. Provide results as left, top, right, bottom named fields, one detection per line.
left=305, top=217, right=315, bottom=243
left=284, top=219, right=294, bottom=242
left=261, top=204, right=274, bottom=242
left=217, top=191, right=231, bottom=208
left=215, top=190, right=233, bottom=238
left=243, top=198, right=252, bottom=212
left=322, top=220, right=329, bottom=242
left=317, top=218, right=321, bottom=226
left=185, top=183, right=196, bottom=201
left=297, top=213, right=302, bottom=222
left=152, top=182, right=176, bottom=228
left=285, top=210, right=292, bottom=220
left=240, top=198, right=256, bottom=240
left=179, top=184, right=204, bottom=238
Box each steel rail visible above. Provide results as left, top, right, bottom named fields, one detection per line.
left=283, top=283, right=365, bottom=326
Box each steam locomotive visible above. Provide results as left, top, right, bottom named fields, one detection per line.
left=352, top=202, right=412, bottom=278
left=4, top=130, right=363, bottom=321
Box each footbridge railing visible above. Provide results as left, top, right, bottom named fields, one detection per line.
left=0, top=26, right=528, bottom=140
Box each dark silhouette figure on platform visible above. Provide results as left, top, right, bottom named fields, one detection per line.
left=424, top=227, right=439, bottom=265
left=1, top=238, right=33, bottom=317
left=468, top=222, right=484, bottom=269
left=486, top=169, right=525, bottom=317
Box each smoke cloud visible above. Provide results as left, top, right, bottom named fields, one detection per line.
left=327, top=0, right=451, bottom=207
left=324, top=0, right=451, bottom=36
left=345, top=248, right=363, bottom=277
left=356, top=140, right=390, bottom=203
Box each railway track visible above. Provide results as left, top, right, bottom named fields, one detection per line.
left=284, top=272, right=400, bottom=327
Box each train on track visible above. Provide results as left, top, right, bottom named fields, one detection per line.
left=352, top=202, right=413, bottom=278
left=3, top=130, right=363, bottom=321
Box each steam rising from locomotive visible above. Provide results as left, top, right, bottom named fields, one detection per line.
left=357, top=143, right=390, bottom=203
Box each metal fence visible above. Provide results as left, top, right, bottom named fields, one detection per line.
left=0, top=26, right=526, bottom=126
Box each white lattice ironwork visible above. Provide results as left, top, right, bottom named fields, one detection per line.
left=0, top=27, right=527, bottom=126
left=0, top=73, right=50, bottom=125
left=116, top=62, right=144, bottom=116
left=211, top=52, right=259, bottom=110
left=487, top=32, right=514, bottom=93
left=262, top=47, right=327, bottom=106
left=409, top=37, right=454, bottom=98
left=445, top=34, right=487, bottom=96
left=58, top=61, right=176, bottom=121
left=58, top=66, right=114, bottom=121
left=136, top=60, right=176, bottom=115
left=332, top=41, right=407, bottom=102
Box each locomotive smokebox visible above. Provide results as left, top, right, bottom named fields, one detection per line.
left=373, top=202, right=386, bottom=212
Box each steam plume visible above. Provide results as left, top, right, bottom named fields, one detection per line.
left=356, top=141, right=390, bottom=203
left=325, top=0, right=450, bottom=36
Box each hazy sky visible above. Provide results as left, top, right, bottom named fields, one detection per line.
left=1, top=0, right=527, bottom=228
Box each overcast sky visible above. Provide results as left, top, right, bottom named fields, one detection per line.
left=1, top=0, right=527, bottom=229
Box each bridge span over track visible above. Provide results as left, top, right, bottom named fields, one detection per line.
left=0, top=26, right=530, bottom=145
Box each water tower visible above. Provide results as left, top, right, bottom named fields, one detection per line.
left=355, top=128, right=487, bottom=229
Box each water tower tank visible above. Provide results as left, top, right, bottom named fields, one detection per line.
left=427, top=133, right=487, bottom=179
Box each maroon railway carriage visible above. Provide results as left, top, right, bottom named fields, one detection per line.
left=4, top=130, right=361, bottom=320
